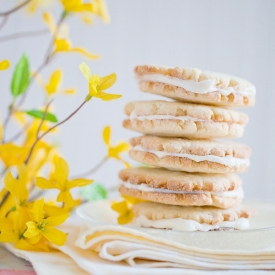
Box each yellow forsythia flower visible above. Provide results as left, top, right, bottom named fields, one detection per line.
left=111, top=196, right=145, bottom=225
left=60, top=0, right=110, bottom=23
left=103, top=126, right=130, bottom=167
left=24, top=198, right=69, bottom=246
left=93, top=0, right=110, bottom=23
left=0, top=60, right=10, bottom=71
left=60, top=0, right=94, bottom=12
left=0, top=143, right=29, bottom=167
left=43, top=12, right=99, bottom=60
left=79, top=62, right=121, bottom=101
left=4, top=164, right=29, bottom=206
left=54, top=39, right=99, bottom=59
left=35, top=69, right=76, bottom=96
left=36, top=157, right=93, bottom=207
left=111, top=200, right=134, bottom=225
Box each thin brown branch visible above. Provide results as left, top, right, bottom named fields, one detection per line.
left=0, top=0, right=32, bottom=16
left=24, top=100, right=53, bottom=164
left=0, top=15, right=8, bottom=31
left=72, top=157, right=108, bottom=178
left=0, top=28, right=48, bottom=43
left=25, top=101, right=86, bottom=165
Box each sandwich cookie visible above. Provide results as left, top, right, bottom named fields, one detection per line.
left=119, top=167, right=243, bottom=208
left=132, top=201, right=255, bottom=231
left=123, top=100, right=248, bottom=139
left=129, top=136, right=251, bottom=173
left=135, top=65, right=256, bottom=107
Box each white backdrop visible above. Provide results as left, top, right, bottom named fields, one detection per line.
left=1, top=0, right=275, bottom=200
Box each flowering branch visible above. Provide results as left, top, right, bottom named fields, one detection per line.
left=2, top=13, right=66, bottom=141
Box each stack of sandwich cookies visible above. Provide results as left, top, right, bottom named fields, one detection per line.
left=119, top=64, right=256, bottom=231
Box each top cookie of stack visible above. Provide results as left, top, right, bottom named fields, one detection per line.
left=135, top=65, right=256, bottom=107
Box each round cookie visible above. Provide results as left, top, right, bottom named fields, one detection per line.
left=123, top=100, right=248, bottom=139
left=129, top=136, right=251, bottom=173
left=119, top=167, right=243, bottom=209
left=132, top=201, right=255, bottom=231
left=135, top=65, right=256, bottom=107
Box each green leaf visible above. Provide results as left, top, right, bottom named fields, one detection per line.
left=80, top=182, right=107, bottom=201
left=25, top=110, right=58, bottom=123
left=11, top=54, right=30, bottom=97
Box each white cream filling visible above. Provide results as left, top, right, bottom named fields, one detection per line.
left=121, top=181, right=244, bottom=198
left=130, top=112, right=206, bottom=123
left=133, top=215, right=250, bottom=231
left=137, top=74, right=256, bottom=96
left=133, top=145, right=250, bottom=168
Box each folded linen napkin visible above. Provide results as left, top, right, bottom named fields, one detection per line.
left=5, top=221, right=273, bottom=275
left=75, top=223, right=275, bottom=271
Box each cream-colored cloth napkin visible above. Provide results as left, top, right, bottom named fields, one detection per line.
left=75, top=222, right=275, bottom=271
left=4, top=216, right=275, bottom=275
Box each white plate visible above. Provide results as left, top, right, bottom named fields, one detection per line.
left=76, top=199, right=275, bottom=251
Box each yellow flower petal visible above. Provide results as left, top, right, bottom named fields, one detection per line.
left=117, top=210, right=133, bottom=225
left=36, top=177, right=55, bottom=189
left=12, top=111, right=27, bottom=126
left=43, top=204, right=69, bottom=217
left=54, top=158, right=69, bottom=185
left=0, top=143, right=29, bottom=167
left=111, top=200, right=128, bottom=214
left=94, top=0, right=110, bottom=23
left=43, top=12, right=56, bottom=34
left=45, top=70, right=62, bottom=95
left=0, top=229, right=17, bottom=243
left=69, top=47, right=99, bottom=59
left=32, top=198, right=44, bottom=223
left=55, top=39, right=70, bottom=52
left=42, top=225, right=67, bottom=246
left=114, top=142, right=130, bottom=153
left=18, top=164, right=28, bottom=185
left=99, top=73, right=116, bottom=90
left=4, top=171, right=29, bottom=204
left=27, top=233, right=42, bottom=245
left=0, top=60, right=10, bottom=71
left=68, top=179, right=93, bottom=189
left=0, top=218, right=13, bottom=230
left=15, top=239, right=49, bottom=252
left=122, top=195, right=145, bottom=205
left=57, top=190, right=74, bottom=206
left=46, top=213, right=69, bottom=226
left=89, top=74, right=99, bottom=96
left=102, top=126, right=110, bottom=146
left=79, top=62, right=91, bottom=81
left=63, top=88, right=76, bottom=94
left=95, top=91, right=122, bottom=101
left=24, top=221, right=40, bottom=238
left=60, top=0, right=93, bottom=12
